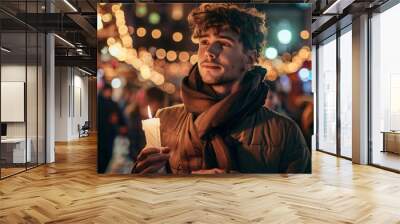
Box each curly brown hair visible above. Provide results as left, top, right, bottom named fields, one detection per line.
left=188, top=3, right=267, bottom=58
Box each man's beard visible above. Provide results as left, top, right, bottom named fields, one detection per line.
left=202, top=63, right=247, bottom=85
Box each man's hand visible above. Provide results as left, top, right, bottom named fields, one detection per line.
left=134, top=147, right=170, bottom=174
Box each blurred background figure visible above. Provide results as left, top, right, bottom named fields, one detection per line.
left=107, top=126, right=132, bottom=173
left=98, top=83, right=127, bottom=173
left=264, top=80, right=288, bottom=116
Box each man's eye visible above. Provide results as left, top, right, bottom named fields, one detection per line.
left=200, top=40, right=208, bottom=45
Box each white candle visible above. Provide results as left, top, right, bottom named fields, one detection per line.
left=141, top=106, right=161, bottom=148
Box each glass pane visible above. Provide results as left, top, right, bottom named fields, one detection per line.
left=27, top=31, right=38, bottom=169
left=1, top=31, right=27, bottom=177
left=317, top=37, right=337, bottom=154
left=371, top=4, right=400, bottom=171
left=38, top=32, right=45, bottom=165
left=339, top=29, right=352, bottom=158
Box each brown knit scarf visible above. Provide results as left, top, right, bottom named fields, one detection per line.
left=176, top=64, right=268, bottom=173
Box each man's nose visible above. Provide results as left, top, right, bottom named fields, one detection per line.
left=205, top=42, right=221, bottom=59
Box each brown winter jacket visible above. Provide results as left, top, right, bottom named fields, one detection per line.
left=157, top=104, right=311, bottom=174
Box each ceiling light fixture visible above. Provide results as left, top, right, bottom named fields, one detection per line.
left=54, top=34, right=75, bottom=48
left=78, top=67, right=93, bottom=76
left=322, top=0, right=351, bottom=15
left=63, top=0, right=78, bottom=12
left=1, top=47, right=11, bottom=53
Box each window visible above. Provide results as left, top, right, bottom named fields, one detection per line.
left=370, top=3, right=400, bottom=171
left=339, top=27, right=352, bottom=158
left=317, top=35, right=337, bottom=154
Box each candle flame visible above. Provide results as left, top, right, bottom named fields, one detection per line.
left=147, top=105, right=152, bottom=119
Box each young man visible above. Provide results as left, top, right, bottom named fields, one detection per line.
left=132, top=3, right=310, bottom=174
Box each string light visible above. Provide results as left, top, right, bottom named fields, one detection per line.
left=121, top=35, right=132, bottom=48
left=190, top=54, right=198, bottom=65
left=151, top=29, right=162, bottom=39
left=111, top=4, right=121, bottom=13
left=300, top=30, right=310, bottom=40
left=101, top=13, right=112, bottom=23
left=137, top=27, right=146, bottom=37
left=172, top=32, right=183, bottom=42
left=106, top=37, right=116, bottom=46
left=140, top=65, right=151, bottom=79
left=191, top=36, right=199, bottom=44
left=178, top=51, right=190, bottom=62
left=118, top=25, right=128, bottom=35
left=156, top=48, right=166, bottom=59
left=166, top=50, right=177, bottom=62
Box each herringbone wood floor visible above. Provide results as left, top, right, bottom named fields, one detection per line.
left=1, top=135, right=400, bottom=224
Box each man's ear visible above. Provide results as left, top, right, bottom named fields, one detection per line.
left=245, top=49, right=257, bottom=70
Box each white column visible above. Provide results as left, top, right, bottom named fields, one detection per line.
left=312, top=45, right=317, bottom=151
left=352, top=14, right=369, bottom=164
left=46, top=33, right=55, bottom=163
left=45, top=1, right=55, bottom=163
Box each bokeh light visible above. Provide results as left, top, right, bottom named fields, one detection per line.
left=111, top=78, right=122, bottom=89
left=300, top=30, right=310, bottom=40
left=121, top=35, right=133, bottom=48
left=191, top=36, right=199, bottom=44
left=264, top=47, right=278, bottom=59
left=101, top=47, right=108, bottom=55
left=149, top=12, right=160, bottom=24
left=156, top=48, right=167, bottom=59
left=178, top=51, right=190, bottom=62
left=151, top=29, right=162, bottom=39
left=107, top=37, right=115, bottom=46
left=136, top=4, right=147, bottom=17
left=166, top=50, right=177, bottom=62
left=172, top=32, right=183, bottom=42
left=118, top=25, right=128, bottom=35
left=97, top=14, right=103, bottom=30
left=278, top=29, right=292, bottom=44
left=137, top=27, right=147, bottom=37
left=111, top=4, right=121, bottom=13
left=140, top=65, right=151, bottom=79
left=101, top=13, right=112, bottom=23
left=298, top=68, right=311, bottom=82
left=172, top=4, right=183, bottom=21
left=190, top=54, right=198, bottom=65
left=266, top=69, right=278, bottom=81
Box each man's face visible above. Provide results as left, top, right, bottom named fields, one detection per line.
left=264, top=91, right=279, bottom=110
left=197, top=28, right=255, bottom=85
left=103, top=88, right=112, bottom=98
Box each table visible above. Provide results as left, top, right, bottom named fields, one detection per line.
left=381, top=131, right=400, bottom=154
left=1, top=138, right=32, bottom=163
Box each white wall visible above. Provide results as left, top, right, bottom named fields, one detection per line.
left=55, top=67, right=69, bottom=141
left=55, top=67, right=89, bottom=141
left=1, top=65, right=36, bottom=138
left=1, top=64, right=45, bottom=164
